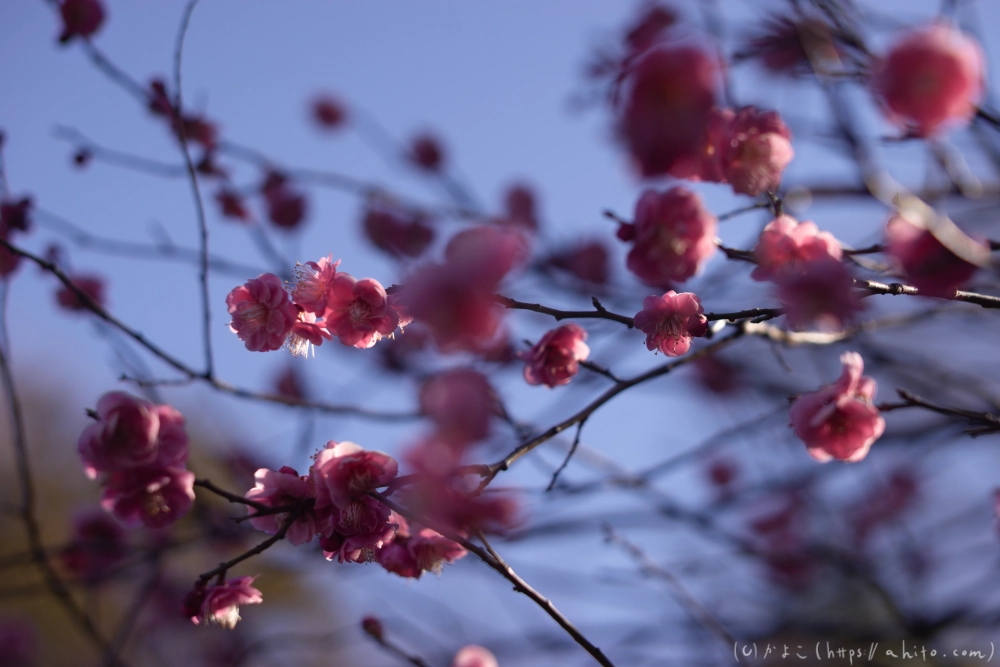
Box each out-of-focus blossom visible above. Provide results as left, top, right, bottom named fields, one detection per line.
left=56, top=273, right=106, bottom=312
left=452, top=645, right=500, bottom=667
left=60, top=509, right=128, bottom=581
left=420, top=369, right=495, bottom=445
left=0, top=197, right=32, bottom=233
left=245, top=466, right=318, bottom=545
left=403, top=264, right=504, bottom=351
left=624, top=3, right=677, bottom=55
left=361, top=615, right=384, bottom=639
left=187, top=577, right=263, bottom=629
left=718, top=106, right=794, bottom=196
left=850, top=469, right=918, bottom=545
left=618, top=187, right=717, bottom=285
left=752, top=215, right=842, bottom=282
left=215, top=189, right=251, bottom=222
left=312, top=95, right=347, bottom=129
left=58, top=0, right=105, bottom=43
left=261, top=172, right=307, bottom=230
left=363, top=202, right=435, bottom=258
left=409, top=133, right=445, bottom=171
left=274, top=364, right=306, bottom=399
left=444, top=226, right=529, bottom=288
left=633, top=290, right=708, bottom=357
left=323, top=273, right=400, bottom=349
left=408, top=527, right=468, bottom=574
left=789, top=352, right=885, bottom=463
left=549, top=241, right=610, bottom=285
left=226, top=273, right=298, bottom=352
left=885, top=213, right=982, bottom=297
left=101, top=465, right=195, bottom=529
left=873, top=23, right=985, bottom=136
left=502, top=183, right=539, bottom=231
left=693, top=354, right=740, bottom=394
left=776, top=258, right=862, bottom=331
left=517, top=324, right=590, bottom=388
left=77, top=391, right=161, bottom=476
left=618, top=45, right=719, bottom=177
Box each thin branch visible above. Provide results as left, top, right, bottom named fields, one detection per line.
left=855, top=278, right=1000, bottom=309
left=880, top=389, right=1000, bottom=436
left=196, top=508, right=304, bottom=583
left=193, top=479, right=268, bottom=512
left=547, top=419, right=587, bottom=492
left=495, top=294, right=635, bottom=328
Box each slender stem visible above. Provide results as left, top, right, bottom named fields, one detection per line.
left=547, top=419, right=587, bottom=491
left=196, top=509, right=303, bottom=583
left=495, top=294, right=635, bottom=328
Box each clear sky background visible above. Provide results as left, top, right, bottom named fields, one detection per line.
left=3, top=1, right=1000, bottom=665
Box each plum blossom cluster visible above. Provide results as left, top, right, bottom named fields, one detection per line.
left=634, top=290, right=708, bottom=357
left=226, top=254, right=406, bottom=355
left=184, top=576, right=263, bottom=629
left=789, top=352, right=886, bottom=463
left=76, top=391, right=194, bottom=529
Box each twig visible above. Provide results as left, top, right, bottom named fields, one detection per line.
left=547, top=419, right=588, bottom=491
left=196, top=508, right=304, bottom=583
left=495, top=294, right=635, bottom=328
left=193, top=479, right=269, bottom=512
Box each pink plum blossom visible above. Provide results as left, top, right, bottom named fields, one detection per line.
left=502, top=183, right=539, bottom=230
left=215, top=188, right=251, bottom=222
left=56, top=273, right=106, bottom=312
left=633, top=291, right=708, bottom=357
left=789, top=352, right=885, bottom=463
left=420, top=369, right=495, bottom=445
left=77, top=391, right=161, bottom=477
left=402, top=263, right=504, bottom=351
left=0, top=197, right=32, bottom=233
left=409, top=133, right=445, bottom=171
left=408, top=527, right=468, bottom=574
left=718, top=106, right=794, bottom=196
left=444, top=226, right=529, bottom=289
left=60, top=509, right=128, bottom=582
left=312, top=95, right=347, bottom=129
left=619, top=187, right=717, bottom=285
left=885, top=213, right=982, bottom=297
left=363, top=203, right=435, bottom=258
left=311, top=441, right=398, bottom=510
left=517, top=324, right=590, bottom=387
left=226, top=273, right=298, bottom=352
left=291, top=254, right=341, bottom=314
left=245, top=466, right=318, bottom=546
left=452, top=645, right=500, bottom=667
left=751, top=215, right=843, bottom=282
left=286, top=307, right=332, bottom=358
left=873, top=24, right=985, bottom=136
left=549, top=240, right=610, bottom=285
left=101, top=465, right=195, bottom=529
left=775, top=258, right=863, bottom=331
left=323, top=273, right=400, bottom=349
left=668, top=107, right=733, bottom=184
left=187, top=576, right=263, bottom=629
left=318, top=495, right=398, bottom=563
left=58, top=0, right=105, bottom=44
left=152, top=403, right=190, bottom=469
left=619, top=45, right=719, bottom=177
left=261, top=172, right=308, bottom=230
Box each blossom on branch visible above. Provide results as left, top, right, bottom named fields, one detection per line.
left=226, top=273, right=298, bottom=352
left=186, top=577, right=263, bottom=629
left=310, top=441, right=399, bottom=510
left=58, top=0, right=105, bottom=44
left=775, top=257, right=862, bottom=331
left=101, top=465, right=195, bottom=529
left=634, top=290, right=708, bottom=357
left=517, top=324, right=590, bottom=387
left=245, top=466, right=318, bottom=546
left=751, top=215, right=842, bottom=282
left=323, top=273, right=400, bottom=349
left=452, top=645, right=499, bottom=667
left=885, top=213, right=982, bottom=297
left=789, top=352, right=885, bottom=463
left=56, top=273, right=106, bottom=312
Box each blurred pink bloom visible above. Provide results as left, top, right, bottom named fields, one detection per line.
left=706, top=458, right=738, bottom=489
left=363, top=202, right=435, bottom=258
left=153, top=403, right=190, bottom=469
left=444, top=226, right=530, bottom=289
left=311, top=441, right=398, bottom=510
left=693, top=354, right=740, bottom=395
left=885, top=213, right=981, bottom=297
left=403, top=263, right=504, bottom=351
left=620, top=187, right=717, bottom=285
left=261, top=172, right=307, bottom=230
left=77, top=391, right=161, bottom=477
left=0, top=197, right=32, bottom=233
left=312, top=95, right=347, bottom=129
left=409, top=133, right=445, bottom=171
left=634, top=290, right=708, bottom=357
left=751, top=215, right=842, bottom=282
left=408, top=527, right=467, bottom=574
left=420, top=369, right=495, bottom=445
left=718, top=106, right=794, bottom=196
left=517, top=324, right=590, bottom=387
left=619, top=45, right=719, bottom=177
left=874, top=24, right=984, bottom=136
left=60, top=508, right=128, bottom=581
left=101, top=465, right=195, bottom=529
left=624, top=3, right=677, bottom=55
left=323, top=273, right=400, bottom=349
left=850, top=469, right=918, bottom=545
left=452, top=645, right=499, bottom=667
left=188, top=576, right=263, bottom=629
left=58, top=0, right=104, bottom=44
left=502, top=183, right=539, bottom=230
left=789, top=352, right=885, bottom=463
left=286, top=307, right=333, bottom=358
left=245, top=466, right=318, bottom=546
left=215, top=189, right=251, bottom=222
left=56, top=273, right=106, bottom=312
left=361, top=615, right=384, bottom=639
left=549, top=240, right=610, bottom=285
left=226, top=273, right=298, bottom=352
left=291, top=254, right=341, bottom=314
left=669, top=107, right=733, bottom=183
left=274, top=364, right=306, bottom=399
left=776, top=258, right=862, bottom=331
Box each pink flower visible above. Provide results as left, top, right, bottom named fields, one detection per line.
left=226, top=273, right=298, bottom=352
left=873, top=24, right=985, bottom=136
left=668, top=107, right=733, bottom=183
left=60, top=509, right=128, bottom=582
left=363, top=203, right=435, bottom=258
left=776, top=258, right=862, bottom=331
left=101, top=466, right=195, bottom=529
left=408, top=527, right=467, bottom=574
left=452, top=645, right=499, bottom=667
left=517, top=324, right=590, bottom=388
left=77, top=392, right=161, bottom=477
left=444, top=226, right=530, bottom=289
left=885, top=213, right=982, bottom=297
left=420, top=369, right=495, bottom=445
left=634, top=291, right=708, bottom=357
left=286, top=307, right=332, bottom=358
left=0, top=197, right=32, bottom=233
left=502, top=183, right=539, bottom=230
left=319, top=496, right=398, bottom=563
left=718, top=106, right=794, bottom=196
left=58, top=0, right=105, bottom=44
left=312, top=95, right=347, bottom=129
left=323, top=273, right=400, bottom=349
left=291, top=254, right=341, bottom=314
left=789, top=352, right=885, bottom=463
left=153, top=403, right=190, bottom=469
left=311, top=441, right=398, bottom=510
left=549, top=240, right=610, bottom=285
left=620, top=187, right=717, bottom=285
left=56, top=273, right=106, bottom=312
left=187, top=576, right=263, bottom=629
left=245, top=466, right=317, bottom=546
left=623, top=4, right=677, bottom=55
left=751, top=215, right=843, bottom=282
left=409, top=133, right=445, bottom=171
left=402, top=264, right=504, bottom=351
left=619, top=45, right=719, bottom=177
left=261, top=172, right=307, bottom=230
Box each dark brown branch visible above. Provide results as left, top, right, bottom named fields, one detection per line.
left=880, top=389, right=1000, bottom=436
left=546, top=419, right=588, bottom=492
left=495, top=294, right=635, bottom=328
left=193, top=478, right=268, bottom=512
left=196, top=508, right=304, bottom=583
left=855, top=278, right=1000, bottom=309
